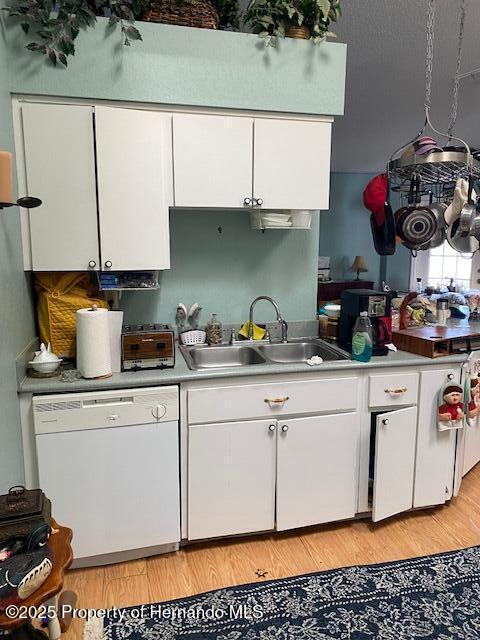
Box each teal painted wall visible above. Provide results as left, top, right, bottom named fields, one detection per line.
left=0, top=6, right=36, bottom=492
left=6, top=19, right=346, bottom=116
left=319, top=173, right=381, bottom=287
left=0, top=15, right=346, bottom=488
left=121, top=211, right=320, bottom=326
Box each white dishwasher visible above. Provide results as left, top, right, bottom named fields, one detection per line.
left=33, top=385, right=180, bottom=567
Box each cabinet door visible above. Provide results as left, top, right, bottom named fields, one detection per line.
left=276, top=413, right=358, bottom=531
left=414, top=369, right=458, bottom=507
left=253, top=118, right=331, bottom=210
left=463, top=414, right=480, bottom=476
left=173, top=114, right=253, bottom=208
left=188, top=419, right=275, bottom=540
left=373, top=406, right=417, bottom=522
left=95, top=107, right=172, bottom=271
left=22, top=103, right=99, bottom=271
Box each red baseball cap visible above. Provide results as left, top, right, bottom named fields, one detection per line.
left=363, top=173, right=388, bottom=225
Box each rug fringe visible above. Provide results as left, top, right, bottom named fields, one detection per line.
left=83, top=616, right=105, bottom=640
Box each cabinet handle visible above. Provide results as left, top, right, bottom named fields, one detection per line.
left=447, top=373, right=454, bottom=380
left=88, top=260, right=96, bottom=269
left=382, top=418, right=389, bottom=426
left=264, top=396, right=290, bottom=406
left=268, top=424, right=276, bottom=432
left=104, top=260, right=112, bottom=269
left=253, top=197, right=264, bottom=207
left=384, top=387, right=407, bottom=395
left=243, top=197, right=252, bottom=206
left=281, top=424, right=289, bottom=432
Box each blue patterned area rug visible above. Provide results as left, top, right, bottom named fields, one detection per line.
left=84, top=546, right=480, bottom=640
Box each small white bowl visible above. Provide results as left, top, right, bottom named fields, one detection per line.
left=29, top=359, right=62, bottom=374
left=324, top=304, right=341, bottom=319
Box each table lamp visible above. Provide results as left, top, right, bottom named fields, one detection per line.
left=349, top=255, right=368, bottom=280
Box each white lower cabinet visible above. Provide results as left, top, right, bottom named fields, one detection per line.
left=414, top=369, right=459, bottom=507
left=463, top=416, right=480, bottom=476
left=187, top=409, right=360, bottom=540
left=372, top=406, right=417, bottom=522
left=276, top=413, right=358, bottom=531
left=188, top=419, right=276, bottom=540
left=185, top=365, right=463, bottom=542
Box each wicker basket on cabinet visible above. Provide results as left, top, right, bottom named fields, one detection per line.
left=141, top=0, right=219, bottom=29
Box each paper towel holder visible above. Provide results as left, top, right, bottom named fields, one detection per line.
left=0, top=196, right=42, bottom=210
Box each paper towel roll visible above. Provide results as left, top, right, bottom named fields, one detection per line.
left=76, top=307, right=112, bottom=379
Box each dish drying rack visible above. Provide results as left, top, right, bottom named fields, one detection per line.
left=250, top=210, right=313, bottom=230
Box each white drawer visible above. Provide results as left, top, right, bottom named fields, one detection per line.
left=369, top=372, right=419, bottom=408
left=188, top=377, right=359, bottom=424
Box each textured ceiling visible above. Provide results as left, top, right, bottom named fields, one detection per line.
left=331, top=0, right=480, bottom=172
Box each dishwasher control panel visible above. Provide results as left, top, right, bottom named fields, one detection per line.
left=33, top=386, right=179, bottom=435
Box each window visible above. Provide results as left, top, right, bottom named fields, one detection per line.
left=426, top=241, right=473, bottom=289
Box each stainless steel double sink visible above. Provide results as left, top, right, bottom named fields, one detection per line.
left=180, top=338, right=349, bottom=370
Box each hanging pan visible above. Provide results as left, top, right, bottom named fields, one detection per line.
left=395, top=175, right=437, bottom=250
left=418, top=200, right=447, bottom=250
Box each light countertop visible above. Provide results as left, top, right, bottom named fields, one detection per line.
left=18, top=345, right=468, bottom=395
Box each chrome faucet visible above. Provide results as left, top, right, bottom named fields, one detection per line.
left=248, top=296, right=288, bottom=343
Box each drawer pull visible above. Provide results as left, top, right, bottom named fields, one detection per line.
left=384, top=387, right=407, bottom=395
left=264, top=396, right=290, bottom=406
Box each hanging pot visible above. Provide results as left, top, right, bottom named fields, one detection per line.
left=470, top=214, right=480, bottom=241
left=418, top=201, right=447, bottom=250
left=394, top=175, right=437, bottom=250
left=447, top=215, right=479, bottom=254
left=458, top=175, right=476, bottom=237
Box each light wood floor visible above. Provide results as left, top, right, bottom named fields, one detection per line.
left=63, top=463, right=480, bottom=640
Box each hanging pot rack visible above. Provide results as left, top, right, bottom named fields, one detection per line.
left=387, top=0, right=479, bottom=189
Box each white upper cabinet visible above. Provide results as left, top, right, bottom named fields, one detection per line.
left=95, top=107, right=172, bottom=271
left=173, top=114, right=253, bottom=208
left=172, top=114, right=332, bottom=211
left=22, top=103, right=99, bottom=271
left=253, top=118, right=332, bottom=210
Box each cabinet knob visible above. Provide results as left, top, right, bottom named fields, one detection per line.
left=268, top=424, right=276, bottom=432
left=88, top=260, right=96, bottom=269
left=104, top=260, right=113, bottom=269
left=152, top=404, right=167, bottom=420
left=447, top=373, right=454, bottom=380
left=255, top=197, right=263, bottom=206
left=281, top=424, right=289, bottom=433
left=382, top=418, right=389, bottom=426
left=243, top=197, right=252, bottom=206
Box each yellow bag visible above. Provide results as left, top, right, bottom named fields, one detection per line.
left=35, top=273, right=108, bottom=358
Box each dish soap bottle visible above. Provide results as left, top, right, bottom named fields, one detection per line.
left=351, top=312, right=373, bottom=362
left=206, top=314, right=223, bottom=345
